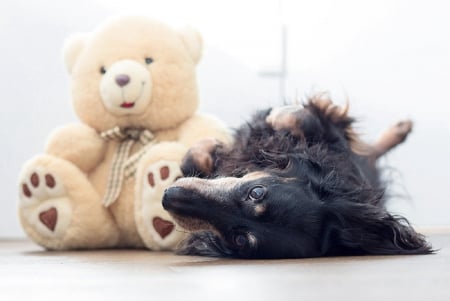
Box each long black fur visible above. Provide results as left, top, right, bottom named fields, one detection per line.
left=163, top=100, right=432, bottom=259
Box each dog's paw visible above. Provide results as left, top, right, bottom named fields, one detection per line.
left=266, top=104, right=325, bottom=139
left=181, top=138, right=222, bottom=177
left=371, top=119, right=413, bottom=159
left=393, top=120, right=413, bottom=141
left=266, top=105, right=303, bottom=132
left=310, top=96, right=349, bottom=123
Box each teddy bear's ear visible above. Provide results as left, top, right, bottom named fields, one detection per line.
left=62, top=33, right=88, bottom=74
left=179, top=27, right=203, bottom=64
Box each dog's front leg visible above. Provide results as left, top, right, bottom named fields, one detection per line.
left=181, top=138, right=223, bottom=177
left=266, top=104, right=325, bottom=141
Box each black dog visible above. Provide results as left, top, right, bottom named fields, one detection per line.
left=162, top=97, right=432, bottom=259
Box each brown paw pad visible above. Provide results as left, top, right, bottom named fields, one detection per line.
left=148, top=173, right=155, bottom=187
left=31, top=172, right=39, bottom=187
left=39, top=207, right=57, bottom=231
left=45, top=174, right=56, bottom=188
left=22, top=184, right=32, bottom=198
left=22, top=173, right=57, bottom=198
left=152, top=216, right=174, bottom=239
left=147, top=166, right=171, bottom=187
left=160, top=166, right=169, bottom=180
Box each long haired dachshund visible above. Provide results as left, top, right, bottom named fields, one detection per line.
left=162, top=97, right=432, bottom=259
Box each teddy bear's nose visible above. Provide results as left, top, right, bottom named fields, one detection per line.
left=115, top=74, right=130, bottom=87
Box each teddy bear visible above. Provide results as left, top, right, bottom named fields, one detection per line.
left=17, top=16, right=231, bottom=250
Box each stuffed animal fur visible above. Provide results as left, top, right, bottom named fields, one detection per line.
left=17, top=16, right=231, bottom=250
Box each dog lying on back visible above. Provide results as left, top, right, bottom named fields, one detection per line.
left=162, top=97, right=432, bottom=259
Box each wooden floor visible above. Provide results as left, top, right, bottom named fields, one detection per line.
left=1, top=232, right=449, bottom=301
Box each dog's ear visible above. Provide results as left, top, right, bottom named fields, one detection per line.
left=321, top=202, right=433, bottom=256
left=176, top=231, right=234, bottom=257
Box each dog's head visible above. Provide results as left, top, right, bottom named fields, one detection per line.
left=163, top=154, right=432, bottom=259
left=163, top=169, right=324, bottom=258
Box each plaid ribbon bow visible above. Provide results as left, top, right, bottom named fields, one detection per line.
left=100, top=127, right=156, bottom=207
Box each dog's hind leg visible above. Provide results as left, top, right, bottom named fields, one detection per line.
left=369, top=120, right=413, bottom=160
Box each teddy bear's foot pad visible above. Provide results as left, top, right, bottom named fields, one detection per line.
left=136, top=160, right=186, bottom=249
left=147, top=165, right=181, bottom=188
left=152, top=216, right=175, bottom=239
left=39, top=207, right=57, bottom=231
left=19, top=167, right=72, bottom=238
left=18, top=155, right=120, bottom=250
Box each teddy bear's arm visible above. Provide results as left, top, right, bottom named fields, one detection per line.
left=45, top=124, right=107, bottom=173
left=177, top=113, right=233, bottom=147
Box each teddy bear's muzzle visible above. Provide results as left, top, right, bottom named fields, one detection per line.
left=100, top=59, right=153, bottom=116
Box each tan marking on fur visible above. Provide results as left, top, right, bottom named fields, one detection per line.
left=310, top=95, right=349, bottom=123
left=310, top=95, right=372, bottom=156
left=310, top=94, right=332, bottom=109
left=254, top=204, right=267, bottom=216
left=177, top=171, right=267, bottom=193
left=266, top=105, right=303, bottom=131
left=173, top=176, right=240, bottom=200
left=371, top=120, right=413, bottom=159
left=243, top=171, right=270, bottom=181
left=193, top=138, right=220, bottom=152
left=346, top=128, right=373, bottom=156
left=186, top=138, right=221, bottom=174
left=173, top=177, right=207, bottom=191
left=170, top=212, right=219, bottom=235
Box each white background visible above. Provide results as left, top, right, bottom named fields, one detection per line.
left=1, top=0, right=449, bottom=238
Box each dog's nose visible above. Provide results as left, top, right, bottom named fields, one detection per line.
left=162, top=186, right=184, bottom=210
left=163, top=185, right=200, bottom=211
left=115, top=74, right=130, bottom=87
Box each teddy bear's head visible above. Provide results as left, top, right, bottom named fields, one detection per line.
left=63, top=16, right=202, bottom=132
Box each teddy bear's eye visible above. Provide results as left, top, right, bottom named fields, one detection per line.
left=100, top=66, right=106, bottom=74
left=145, top=57, right=154, bottom=64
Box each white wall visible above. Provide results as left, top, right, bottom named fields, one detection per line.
left=1, top=0, right=449, bottom=238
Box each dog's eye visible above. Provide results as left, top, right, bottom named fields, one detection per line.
left=145, top=57, right=154, bottom=64
left=100, top=66, right=106, bottom=74
left=233, top=234, right=247, bottom=248
left=248, top=186, right=266, bottom=201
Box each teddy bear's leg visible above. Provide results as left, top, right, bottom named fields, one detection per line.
left=134, top=142, right=188, bottom=250
left=18, top=154, right=120, bottom=250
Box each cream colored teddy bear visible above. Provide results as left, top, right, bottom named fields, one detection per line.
left=18, top=16, right=231, bottom=250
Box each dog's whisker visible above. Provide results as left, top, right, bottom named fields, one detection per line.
left=175, top=228, right=192, bottom=234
